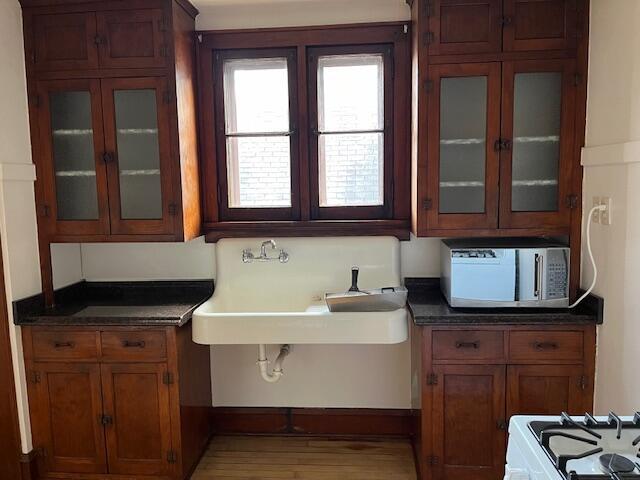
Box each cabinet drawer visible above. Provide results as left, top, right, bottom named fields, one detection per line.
left=432, top=330, right=505, bottom=362
left=508, top=331, right=583, bottom=363
left=100, top=331, right=167, bottom=361
left=32, top=330, right=99, bottom=361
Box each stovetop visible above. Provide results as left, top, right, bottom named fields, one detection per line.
left=528, top=412, right=640, bottom=480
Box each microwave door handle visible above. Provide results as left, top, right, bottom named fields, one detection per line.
left=534, top=254, right=543, bottom=300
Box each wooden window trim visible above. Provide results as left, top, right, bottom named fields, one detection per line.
left=197, top=22, right=411, bottom=240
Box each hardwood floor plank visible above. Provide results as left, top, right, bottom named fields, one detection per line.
left=193, top=436, right=417, bottom=480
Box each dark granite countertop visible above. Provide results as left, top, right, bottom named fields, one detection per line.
left=13, top=280, right=214, bottom=327
left=406, top=278, right=603, bottom=325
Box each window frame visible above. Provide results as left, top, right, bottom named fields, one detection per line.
left=213, top=48, right=300, bottom=221
left=308, top=44, right=394, bottom=220
left=197, top=23, right=411, bottom=239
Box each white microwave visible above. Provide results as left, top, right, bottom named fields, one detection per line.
left=440, top=239, right=570, bottom=308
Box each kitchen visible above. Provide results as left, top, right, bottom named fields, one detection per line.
left=0, top=0, right=636, bottom=479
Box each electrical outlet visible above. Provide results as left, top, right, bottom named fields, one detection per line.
left=592, top=197, right=601, bottom=224
left=600, top=196, right=612, bottom=225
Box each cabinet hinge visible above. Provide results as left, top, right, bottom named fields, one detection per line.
left=167, top=450, right=178, bottom=464
left=167, top=204, right=178, bottom=217
left=423, top=31, right=435, bottom=46
left=494, top=138, right=512, bottom=151
left=93, top=35, right=103, bottom=46
left=566, top=194, right=579, bottom=209
left=424, top=79, right=433, bottom=93
left=574, top=73, right=582, bottom=86
left=163, top=371, right=174, bottom=385
left=427, top=455, right=439, bottom=466
left=422, top=198, right=433, bottom=211
left=579, top=375, right=587, bottom=391
left=158, top=17, right=167, bottom=31
left=160, top=44, right=169, bottom=57
left=31, top=371, right=41, bottom=384
left=423, top=0, right=433, bottom=17
left=39, top=204, right=50, bottom=218
left=426, top=373, right=438, bottom=385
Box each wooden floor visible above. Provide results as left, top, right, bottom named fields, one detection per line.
left=192, top=435, right=417, bottom=480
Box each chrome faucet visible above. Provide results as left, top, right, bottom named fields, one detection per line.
left=242, top=240, right=289, bottom=263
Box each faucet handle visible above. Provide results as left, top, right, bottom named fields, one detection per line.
left=242, top=249, right=254, bottom=263
left=279, top=249, right=289, bottom=263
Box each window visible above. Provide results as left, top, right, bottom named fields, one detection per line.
left=199, top=24, right=409, bottom=233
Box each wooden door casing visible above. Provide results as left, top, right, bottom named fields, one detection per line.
left=101, top=76, right=176, bottom=235
left=29, top=362, right=107, bottom=474
left=428, top=0, right=503, bottom=56
left=32, top=12, right=99, bottom=71
left=503, top=0, right=577, bottom=52
left=507, top=364, right=588, bottom=418
left=35, top=78, right=111, bottom=236
left=96, top=9, right=168, bottom=69
left=426, top=62, right=502, bottom=231
left=100, top=363, right=173, bottom=476
left=499, top=58, right=576, bottom=229
left=431, top=364, right=506, bottom=480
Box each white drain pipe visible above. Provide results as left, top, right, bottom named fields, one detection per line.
left=257, top=344, right=290, bottom=383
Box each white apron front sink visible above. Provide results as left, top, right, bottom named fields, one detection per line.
left=192, top=237, right=409, bottom=345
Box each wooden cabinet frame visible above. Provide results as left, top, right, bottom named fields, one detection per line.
left=412, top=324, right=596, bottom=480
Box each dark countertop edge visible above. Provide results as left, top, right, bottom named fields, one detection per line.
left=405, top=277, right=604, bottom=326
left=13, top=279, right=214, bottom=327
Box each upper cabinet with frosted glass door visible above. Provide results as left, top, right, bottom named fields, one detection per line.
left=22, top=0, right=201, bottom=241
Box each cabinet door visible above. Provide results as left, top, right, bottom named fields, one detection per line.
left=499, top=59, right=576, bottom=229
left=36, top=79, right=110, bottom=235
left=96, top=10, right=167, bottom=69
left=426, top=63, right=501, bottom=230
left=507, top=365, right=588, bottom=418
left=101, top=363, right=173, bottom=476
left=503, top=0, right=577, bottom=51
left=431, top=365, right=506, bottom=480
left=428, top=0, right=502, bottom=55
left=29, top=363, right=107, bottom=474
left=101, top=77, right=175, bottom=235
left=32, top=12, right=99, bottom=71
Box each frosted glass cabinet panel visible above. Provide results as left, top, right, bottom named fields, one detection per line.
left=511, top=72, right=562, bottom=212
left=439, top=76, right=487, bottom=214
left=50, top=91, right=100, bottom=221
left=499, top=59, right=575, bottom=230
left=427, top=63, right=501, bottom=230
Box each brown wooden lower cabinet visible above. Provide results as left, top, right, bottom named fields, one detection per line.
left=22, top=324, right=211, bottom=480
left=413, top=324, right=596, bottom=480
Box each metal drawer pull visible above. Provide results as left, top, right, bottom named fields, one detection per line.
left=534, top=341, right=558, bottom=350
left=122, top=340, right=146, bottom=348
left=455, top=341, right=479, bottom=349
left=53, top=341, right=75, bottom=349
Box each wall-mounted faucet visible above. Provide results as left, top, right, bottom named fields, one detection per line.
left=242, top=240, right=289, bottom=263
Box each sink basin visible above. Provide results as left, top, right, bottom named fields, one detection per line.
left=192, top=237, right=409, bottom=345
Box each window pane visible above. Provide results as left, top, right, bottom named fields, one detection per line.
left=223, top=58, right=290, bottom=134
left=319, top=133, right=383, bottom=207
left=512, top=72, right=562, bottom=212
left=318, top=54, right=383, bottom=132
left=439, top=76, right=487, bottom=214
left=226, top=136, right=291, bottom=208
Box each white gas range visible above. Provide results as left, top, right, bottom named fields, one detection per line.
left=505, top=413, right=640, bottom=480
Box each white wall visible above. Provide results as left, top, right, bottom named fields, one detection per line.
left=581, top=0, right=640, bottom=414
left=0, top=0, right=41, bottom=452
